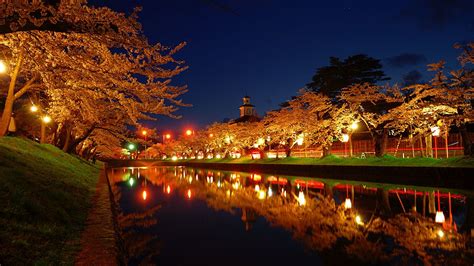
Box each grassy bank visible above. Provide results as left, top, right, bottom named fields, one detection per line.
left=0, top=137, right=100, bottom=264
left=181, top=154, right=474, bottom=168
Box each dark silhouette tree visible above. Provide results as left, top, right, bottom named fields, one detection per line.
left=306, top=54, right=390, bottom=99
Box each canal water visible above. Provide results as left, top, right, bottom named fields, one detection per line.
left=107, top=166, right=473, bottom=265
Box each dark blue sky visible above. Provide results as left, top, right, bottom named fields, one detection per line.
left=98, top=0, right=474, bottom=133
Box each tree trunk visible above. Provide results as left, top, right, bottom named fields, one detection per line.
left=460, top=124, right=473, bottom=157
left=66, top=126, right=95, bottom=154
left=419, top=135, right=424, bottom=157
left=323, top=183, right=333, bottom=199
left=322, top=145, right=332, bottom=157
left=462, top=196, right=474, bottom=231
left=374, top=128, right=388, bottom=157
left=62, top=125, right=72, bottom=152
left=425, top=136, right=433, bottom=158
left=428, top=191, right=436, bottom=214
left=0, top=52, right=23, bottom=136
left=376, top=188, right=392, bottom=218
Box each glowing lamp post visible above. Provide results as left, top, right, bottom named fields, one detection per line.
left=431, top=126, right=440, bottom=158
left=0, top=60, right=7, bottom=73
left=341, top=133, right=349, bottom=157
left=128, top=143, right=136, bottom=159
left=185, top=129, right=193, bottom=136
left=296, top=134, right=304, bottom=146
left=163, top=133, right=171, bottom=143
left=349, top=122, right=358, bottom=157
left=40, top=115, right=52, bottom=144
left=350, top=121, right=358, bottom=130
left=142, top=130, right=148, bottom=159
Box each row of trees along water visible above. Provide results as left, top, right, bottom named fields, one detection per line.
left=153, top=44, right=473, bottom=159
left=0, top=1, right=188, bottom=159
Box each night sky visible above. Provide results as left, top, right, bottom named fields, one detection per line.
left=97, top=0, right=474, bottom=133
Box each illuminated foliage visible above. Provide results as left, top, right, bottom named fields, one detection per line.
left=0, top=1, right=188, bottom=157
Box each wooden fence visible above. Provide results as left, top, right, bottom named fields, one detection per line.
left=274, top=132, right=471, bottom=158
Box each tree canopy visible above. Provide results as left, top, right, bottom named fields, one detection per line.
left=306, top=54, right=390, bottom=99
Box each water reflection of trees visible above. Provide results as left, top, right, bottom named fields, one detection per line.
left=111, top=181, right=162, bottom=264
left=167, top=168, right=471, bottom=265
left=110, top=167, right=472, bottom=265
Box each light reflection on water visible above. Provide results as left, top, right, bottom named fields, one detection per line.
left=108, top=167, right=472, bottom=265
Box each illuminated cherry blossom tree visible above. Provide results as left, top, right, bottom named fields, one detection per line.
left=0, top=1, right=188, bottom=156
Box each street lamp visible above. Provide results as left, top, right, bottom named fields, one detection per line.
left=128, top=143, right=136, bottom=159
left=142, top=130, right=148, bottom=159
left=0, top=60, right=7, bottom=74
left=350, top=121, right=358, bottom=130
left=185, top=129, right=193, bottom=136
left=431, top=126, right=440, bottom=158
left=30, top=105, right=38, bottom=113
left=40, top=115, right=52, bottom=144
left=341, top=133, right=349, bottom=157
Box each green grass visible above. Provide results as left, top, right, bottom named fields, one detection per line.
left=0, top=137, right=100, bottom=265
left=181, top=154, right=474, bottom=168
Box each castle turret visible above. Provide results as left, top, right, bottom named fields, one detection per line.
left=239, top=96, right=256, bottom=117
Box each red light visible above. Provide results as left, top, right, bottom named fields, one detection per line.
left=185, top=129, right=193, bottom=136
left=187, top=189, right=192, bottom=199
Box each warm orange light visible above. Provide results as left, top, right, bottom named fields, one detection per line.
left=341, top=134, right=349, bottom=143
left=351, top=121, right=358, bottom=130
left=298, top=191, right=306, bottom=206
left=42, top=115, right=52, bottom=124
left=344, top=198, right=352, bottom=209
left=0, top=60, right=6, bottom=73
left=30, top=105, right=38, bottom=113
left=165, top=133, right=171, bottom=139
left=166, top=185, right=171, bottom=194
left=142, top=190, right=147, bottom=200
left=186, top=129, right=193, bottom=136
left=435, top=211, right=445, bottom=223
left=187, top=189, right=192, bottom=199
left=142, top=130, right=147, bottom=136
left=209, top=133, right=214, bottom=138
left=251, top=174, right=261, bottom=181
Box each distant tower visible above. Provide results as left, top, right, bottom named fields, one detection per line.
left=239, top=96, right=256, bottom=117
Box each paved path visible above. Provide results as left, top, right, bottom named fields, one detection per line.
left=75, top=168, right=118, bottom=265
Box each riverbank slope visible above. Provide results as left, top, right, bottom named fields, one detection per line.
left=0, top=137, right=100, bottom=264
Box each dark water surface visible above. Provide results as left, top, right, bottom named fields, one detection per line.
left=108, top=167, right=473, bottom=265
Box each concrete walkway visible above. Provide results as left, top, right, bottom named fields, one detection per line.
left=75, top=168, right=119, bottom=265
